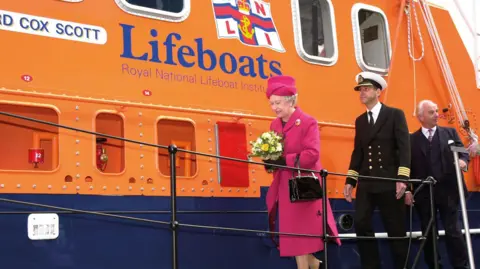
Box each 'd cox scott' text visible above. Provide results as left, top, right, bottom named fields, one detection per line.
left=119, top=24, right=282, bottom=79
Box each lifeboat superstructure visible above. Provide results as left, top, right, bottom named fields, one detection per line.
left=0, top=0, right=478, bottom=268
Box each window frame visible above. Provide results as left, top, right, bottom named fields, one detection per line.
left=93, top=110, right=127, bottom=175
left=291, top=0, right=339, bottom=66
left=351, top=3, right=392, bottom=75
left=155, top=116, right=198, bottom=178
left=115, top=0, right=191, bottom=22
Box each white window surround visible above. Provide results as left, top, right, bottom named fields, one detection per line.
left=351, top=3, right=392, bottom=75
left=115, top=0, right=190, bottom=23
left=291, top=0, right=339, bottom=66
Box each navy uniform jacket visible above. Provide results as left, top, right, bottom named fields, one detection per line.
left=346, top=104, right=411, bottom=192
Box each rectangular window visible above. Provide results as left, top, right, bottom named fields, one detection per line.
left=352, top=3, right=391, bottom=74
left=292, top=0, right=338, bottom=66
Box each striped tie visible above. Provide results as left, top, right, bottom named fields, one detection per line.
left=428, top=129, right=433, bottom=142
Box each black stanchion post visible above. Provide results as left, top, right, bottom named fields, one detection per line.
left=320, top=169, right=329, bottom=268
left=410, top=176, right=438, bottom=269
left=429, top=180, right=439, bottom=269
left=169, top=144, right=178, bottom=269
left=411, top=218, right=434, bottom=268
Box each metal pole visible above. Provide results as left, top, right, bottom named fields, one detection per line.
left=451, top=145, right=476, bottom=269
left=169, top=144, right=179, bottom=269
left=320, top=169, right=328, bottom=268
left=411, top=218, right=434, bottom=269
left=429, top=179, right=439, bottom=269
left=410, top=176, right=438, bottom=269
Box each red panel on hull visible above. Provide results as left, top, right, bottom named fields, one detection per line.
left=216, top=122, right=249, bottom=187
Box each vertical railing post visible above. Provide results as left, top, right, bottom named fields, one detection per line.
left=411, top=176, right=438, bottom=269
left=450, top=143, right=476, bottom=269
left=429, top=179, right=439, bottom=269
left=320, top=169, right=329, bottom=268
left=168, top=144, right=178, bottom=269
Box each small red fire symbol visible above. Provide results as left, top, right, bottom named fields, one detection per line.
left=28, top=148, right=44, bottom=168
left=21, top=74, right=33, bottom=82
left=142, top=90, right=152, bottom=96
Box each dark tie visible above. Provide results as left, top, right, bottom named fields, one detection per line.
left=428, top=129, right=433, bottom=142
left=368, top=111, right=374, bottom=127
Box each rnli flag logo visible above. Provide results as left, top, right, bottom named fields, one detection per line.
left=211, top=0, right=285, bottom=53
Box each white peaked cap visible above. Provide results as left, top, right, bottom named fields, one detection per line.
left=354, top=71, right=387, bottom=91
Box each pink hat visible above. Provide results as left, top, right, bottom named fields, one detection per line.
left=266, top=75, right=297, bottom=98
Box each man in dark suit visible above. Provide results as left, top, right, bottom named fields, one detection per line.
left=343, top=71, right=411, bottom=269
left=405, top=100, right=470, bottom=269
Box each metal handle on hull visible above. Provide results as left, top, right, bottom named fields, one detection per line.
left=449, top=142, right=476, bottom=269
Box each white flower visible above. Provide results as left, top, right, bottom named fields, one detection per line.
left=276, top=144, right=282, bottom=152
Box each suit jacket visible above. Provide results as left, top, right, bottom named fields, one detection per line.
left=410, top=126, right=469, bottom=196
left=345, top=103, right=411, bottom=193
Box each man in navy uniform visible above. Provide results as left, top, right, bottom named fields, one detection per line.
left=405, top=100, right=470, bottom=269
left=343, top=71, right=411, bottom=269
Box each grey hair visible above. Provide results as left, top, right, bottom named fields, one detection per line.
left=417, top=99, right=437, bottom=117
left=284, top=94, right=298, bottom=106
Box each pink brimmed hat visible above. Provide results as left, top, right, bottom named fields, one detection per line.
left=266, top=75, right=297, bottom=98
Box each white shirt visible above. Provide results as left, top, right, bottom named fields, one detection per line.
left=367, top=102, right=382, bottom=124
left=422, top=126, right=437, bottom=139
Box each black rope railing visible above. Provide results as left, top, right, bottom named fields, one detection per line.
left=0, top=110, right=439, bottom=269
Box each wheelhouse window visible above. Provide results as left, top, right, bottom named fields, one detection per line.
left=352, top=3, right=391, bottom=74
left=292, top=0, right=338, bottom=66
left=116, top=0, right=190, bottom=22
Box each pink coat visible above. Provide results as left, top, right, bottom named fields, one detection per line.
left=266, top=107, right=341, bottom=257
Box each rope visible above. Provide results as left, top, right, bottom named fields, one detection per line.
left=383, top=0, right=408, bottom=104
left=407, top=2, right=416, bottom=116
left=418, top=0, right=478, bottom=145
left=406, top=0, right=425, bottom=117
left=406, top=0, right=425, bottom=62
left=419, top=0, right=461, bottom=121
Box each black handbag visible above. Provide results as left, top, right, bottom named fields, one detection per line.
left=289, top=155, right=323, bottom=202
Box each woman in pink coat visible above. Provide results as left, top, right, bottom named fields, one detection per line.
left=263, top=75, right=341, bottom=269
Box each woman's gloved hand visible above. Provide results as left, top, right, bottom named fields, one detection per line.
left=263, top=157, right=286, bottom=172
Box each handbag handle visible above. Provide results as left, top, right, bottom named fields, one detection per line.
left=294, top=154, right=301, bottom=178
left=293, top=154, right=317, bottom=179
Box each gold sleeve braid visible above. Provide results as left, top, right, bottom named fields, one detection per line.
left=347, top=170, right=359, bottom=180
left=397, top=166, right=410, bottom=178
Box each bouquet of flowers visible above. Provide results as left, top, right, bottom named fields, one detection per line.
left=248, top=131, right=284, bottom=173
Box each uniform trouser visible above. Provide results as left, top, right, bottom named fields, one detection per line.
left=354, top=188, right=409, bottom=269
left=415, top=188, right=469, bottom=269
